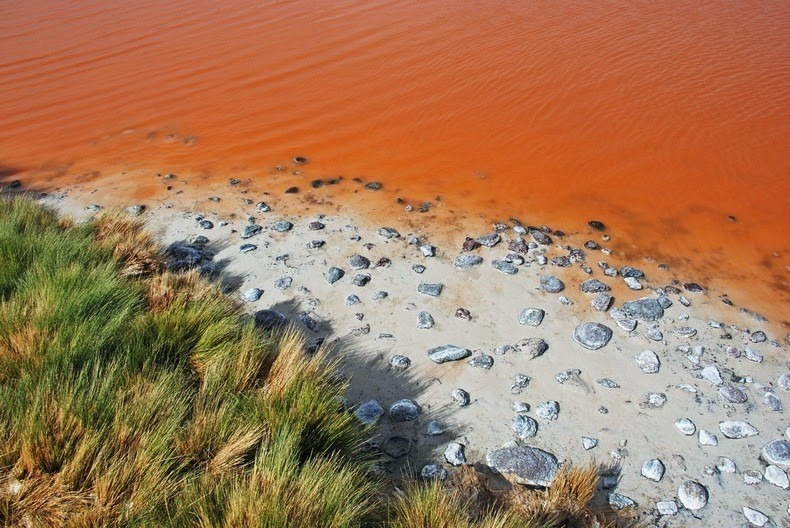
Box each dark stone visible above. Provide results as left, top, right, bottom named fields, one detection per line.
left=307, top=240, right=325, bottom=249
left=583, top=240, right=600, bottom=250
left=272, top=220, right=293, bottom=233
left=684, top=282, right=705, bottom=293
left=256, top=201, right=271, bottom=212
left=550, top=256, right=571, bottom=267
left=750, top=331, right=767, bottom=343
left=365, top=181, right=382, bottom=191
left=418, top=283, right=443, bottom=297
left=529, top=229, right=552, bottom=245
left=326, top=267, right=345, bottom=284
left=383, top=436, right=412, bottom=458
left=240, top=243, right=258, bottom=253
left=412, top=264, right=426, bottom=274
left=241, top=224, right=263, bottom=238
left=198, top=220, right=214, bottom=230
left=310, top=179, right=323, bottom=188
left=581, top=279, right=610, bottom=293
left=455, top=308, right=472, bottom=320
left=378, top=227, right=400, bottom=239
left=539, top=275, right=565, bottom=293
left=352, top=274, right=371, bottom=287
left=293, top=156, right=308, bottom=164
left=462, top=237, right=481, bottom=252
left=508, top=238, right=529, bottom=254
left=308, top=221, right=325, bottom=230
left=619, top=266, right=644, bottom=278
left=486, top=446, right=558, bottom=487
left=348, top=254, right=371, bottom=270
left=476, top=233, right=501, bottom=247
left=253, top=309, right=288, bottom=330
left=389, top=399, right=421, bottom=422
left=492, top=259, right=518, bottom=275
left=620, top=297, right=664, bottom=321
left=588, top=220, right=606, bottom=231
left=354, top=400, right=384, bottom=425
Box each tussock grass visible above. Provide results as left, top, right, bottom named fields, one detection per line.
left=0, top=197, right=641, bottom=527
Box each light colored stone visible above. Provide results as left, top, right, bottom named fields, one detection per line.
left=699, top=429, right=718, bottom=446
left=444, top=442, right=466, bottom=466
left=764, top=465, right=789, bottom=489
left=656, top=501, right=678, bottom=516
left=742, top=506, right=770, bottom=526
left=677, top=480, right=708, bottom=510
left=719, top=420, right=759, bottom=439
left=641, top=458, right=665, bottom=482
left=635, top=350, right=660, bottom=374
left=675, top=418, right=696, bottom=435
left=701, top=365, right=722, bottom=385
left=582, top=437, right=598, bottom=450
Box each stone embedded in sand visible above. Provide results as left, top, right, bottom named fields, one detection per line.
left=698, top=430, right=718, bottom=446
left=619, top=266, right=644, bottom=278
left=529, top=229, right=552, bottom=245
left=271, top=220, right=293, bottom=233
left=749, top=330, right=767, bottom=343
left=253, top=309, right=287, bottom=330
left=518, top=308, right=545, bottom=326
left=451, top=388, right=470, bottom=406
left=242, top=288, right=263, bottom=302
left=382, top=436, right=412, bottom=458
left=675, top=418, right=696, bottom=436
left=389, top=399, right=420, bottom=422
left=582, top=437, right=598, bottom=450
left=354, top=400, right=384, bottom=425
left=417, top=311, right=435, bottom=329
left=765, top=465, right=790, bottom=489
left=325, top=267, right=345, bottom=284
left=719, top=420, right=759, bottom=439
left=455, top=254, right=483, bottom=268
left=573, top=322, right=613, bottom=350
left=765, top=393, right=782, bottom=412
left=620, top=297, right=664, bottom=321
left=512, top=415, right=538, bottom=439
left=743, top=470, right=763, bottom=485
left=418, top=282, right=443, bottom=297
left=591, top=292, right=613, bottom=311
left=198, top=219, right=214, bottom=230
left=348, top=254, right=370, bottom=270
left=656, top=501, right=678, bottom=516
left=597, top=378, right=620, bottom=389
left=420, top=244, right=436, bottom=257
left=468, top=354, right=494, bottom=369
left=378, top=227, right=400, bottom=239
left=308, top=221, right=325, bottom=230
left=718, top=384, right=748, bottom=404
left=492, top=259, right=518, bottom=274
left=389, top=355, right=411, bottom=370
left=641, top=459, right=665, bottom=482
left=476, top=232, right=501, bottom=247
left=240, top=243, right=258, bottom=253
left=511, top=374, right=530, bottom=394
left=126, top=204, right=146, bottom=216
left=352, top=273, right=371, bottom=287
left=344, top=294, right=361, bottom=306
left=427, top=345, right=472, bottom=364
left=581, top=279, right=610, bottom=293
left=777, top=373, right=790, bottom=391
left=761, top=439, right=790, bottom=468
left=635, top=350, right=661, bottom=374
left=274, top=276, right=292, bottom=290
left=608, top=493, right=636, bottom=510
left=742, top=507, right=770, bottom=527
left=535, top=401, right=559, bottom=420
left=678, top=480, right=708, bottom=510
left=539, top=274, right=565, bottom=293
left=486, top=445, right=558, bottom=487
left=444, top=442, right=466, bottom=466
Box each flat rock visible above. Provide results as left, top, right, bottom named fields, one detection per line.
left=620, top=297, right=664, bottom=321
left=253, top=309, right=287, bottom=330
left=417, top=283, right=443, bottom=297
left=591, top=292, right=613, bottom=311
left=344, top=294, right=361, bottom=306
left=581, top=279, right=610, bottom=293
left=719, top=420, right=759, bottom=439
left=455, top=254, right=484, bottom=268
left=512, top=415, right=538, bottom=439
left=355, top=400, right=384, bottom=425
left=718, top=384, right=747, bottom=404
left=492, top=259, right=518, bottom=274
left=477, top=233, right=501, bottom=247
left=635, top=350, right=660, bottom=374
left=428, top=345, right=472, bottom=364
left=699, top=430, right=718, bottom=446
left=701, top=365, right=723, bottom=385
left=239, top=243, right=258, bottom=253
left=657, top=501, right=678, bottom=516
left=620, top=266, right=644, bottom=278
left=761, top=439, right=790, bottom=468
left=383, top=436, right=412, bottom=458
left=271, top=220, right=293, bottom=233
left=742, top=507, right=770, bottom=527
left=518, top=308, right=545, bottom=326
left=420, top=244, right=436, bottom=257
left=573, top=322, right=613, bottom=350
left=624, top=276, right=643, bottom=290
left=378, top=227, right=400, bottom=239
left=274, top=276, right=292, bottom=290
left=765, top=392, right=782, bottom=411
left=486, top=446, right=558, bottom=487
left=764, top=465, right=790, bottom=489
left=582, top=437, right=598, bottom=450
left=389, top=399, right=420, bottom=422
left=539, top=275, right=565, bottom=293
left=608, top=493, right=636, bottom=510
left=529, top=229, right=552, bottom=245
left=677, top=480, right=708, bottom=510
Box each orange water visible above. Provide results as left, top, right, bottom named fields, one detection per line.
left=1, top=0, right=788, bottom=325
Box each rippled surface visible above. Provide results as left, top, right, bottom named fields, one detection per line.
left=1, top=0, right=788, bottom=320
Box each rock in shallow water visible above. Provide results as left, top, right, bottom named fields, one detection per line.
left=573, top=322, right=613, bottom=350
left=486, top=446, right=558, bottom=487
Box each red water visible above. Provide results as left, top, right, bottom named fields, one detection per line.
left=1, top=0, right=788, bottom=325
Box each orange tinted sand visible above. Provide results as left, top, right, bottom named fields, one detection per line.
left=0, top=0, right=788, bottom=325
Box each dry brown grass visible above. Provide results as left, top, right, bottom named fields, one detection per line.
left=92, top=213, right=161, bottom=278
left=0, top=473, right=93, bottom=527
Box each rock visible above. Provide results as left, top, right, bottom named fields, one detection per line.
left=716, top=457, right=736, bottom=473
left=535, top=401, right=559, bottom=420
left=657, top=296, right=673, bottom=309
left=307, top=240, right=325, bottom=249
left=389, top=355, right=411, bottom=370
left=645, top=326, right=662, bottom=341
left=417, top=311, right=435, bottom=329
left=308, top=221, right=325, bottom=230
left=743, top=470, right=763, bottom=485
left=656, top=501, right=678, bottom=516
left=741, top=507, right=770, bottom=527
left=558, top=296, right=573, bottom=306
left=582, top=437, right=598, bottom=450
left=597, top=378, right=620, bottom=389
left=256, top=201, right=271, bottom=212
left=620, top=297, right=664, bottom=321
left=510, top=374, right=530, bottom=394
left=492, top=259, right=518, bottom=274
left=355, top=400, right=384, bottom=425
left=684, top=282, right=704, bottom=293
left=765, top=392, right=782, bottom=411
left=486, top=446, right=558, bottom=487
left=365, top=181, right=382, bottom=191
left=451, top=388, right=471, bottom=406
left=641, top=392, right=667, bottom=409
left=518, top=308, right=545, bottom=326
left=476, top=233, right=501, bottom=247
left=444, top=442, right=466, bottom=466
left=468, top=354, right=494, bottom=369
left=641, top=458, right=665, bottom=482
left=299, top=313, right=319, bottom=332
left=677, top=481, right=708, bottom=510
left=383, top=436, right=412, bottom=458
left=345, top=294, right=362, bottom=306
left=411, top=264, right=426, bottom=274
left=512, top=415, right=538, bottom=439
left=455, top=254, right=484, bottom=268
left=389, top=399, right=420, bottom=422
left=378, top=227, right=400, bottom=239
left=198, top=219, right=214, bottom=230
left=242, top=288, right=263, bottom=302
left=126, top=204, right=146, bottom=216
left=616, top=318, right=638, bottom=331
left=426, top=421, right=444, bottom=436
left=698, top=430, right=718, bottom=446
left=624, top=277, right=643, bottom=290
left=253, top=309, right=287, bottom=330
left=326, top=267, right=345, bottom=284
left=718, top=384, right=747, bottom=404
left=555, top=369, right=590, bottom=394
left=675, top=418, right=696, bottom=436
left=352, top=274, right=371, bottom=287
left=420, top=464, right=448, bottom=480
left=348, top=254, right=370, bottom=269
left=744, top=347, right=763, bottom=362
left=765, top=465, right=789, bottom=489
left=635, top=350, right=660, bottom=374
left=512, top=402, right=530, bottom=413
left=581, top=279, right=610, bottom=293
left=461, top=237, right=481, bottom=252
left=539, top=275, right=565, bottom=293
left=761, top=439, right=790, bottom=468
left=608, top=493, right=636, bottom=510
left=240, top=243, right=258, bottom=253
left=272, top=220, right=293, bottom=233
left=274, top=276, right=292, bottom=290
left=591, top=292, right=613, bottom=311
left=701, top=365, right=723, bottom=385
left=620, top=266, right=644, bottom=278
left=519, top=338, right=549, bottom=359
left=373, top=290, right=388, bottom=300
left=588, top=220, right=606, bottom=231
left=417, top=283, right=443, bottom=297
left=777, top=372, right=790, bottom=391
left=529, top=229, right=552, bottom=245
left=420, top=244, right=436, bottom=257
left=428, top=345, right=472, bottom=364
left=719, top=420, right=759, bottom=439
left=455, top=307, right=472, bottom=320
left=573, top=322, right=613, bottom=350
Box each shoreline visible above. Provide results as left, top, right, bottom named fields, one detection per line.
left=6, top=173, right=789, bottom=525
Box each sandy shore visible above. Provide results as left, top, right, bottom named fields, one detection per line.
left=14, top=175, right=790, bottom=527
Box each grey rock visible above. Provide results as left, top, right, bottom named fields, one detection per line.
left=468, top=354, right=494, bottom=369
left=420, top=244, right=436, bottom=257
left=352, top=274, right=371, bottom=287
left=674, top=326, right=697, bottom=337
left=718, top=384, right=747, bottom=404
left=539, top=274, right=565, bottom=293
left=308, top=221, right=325, bottom=230
left=242, top=288, right=263, bottom=302
left=486, top=446, right=558, bottom=487
left=716, top=457, right=736, bottom=473
left=765, top=392, right=782, bottom=411
left=675, top=418, right=696, bottom=435
left=239, top=224, right=262, bottom=239
left=641, top=392, right=667, bottom=409
left=777, top=372, right=790, bottom=391
left=344, top=294, right=361, bottom=306
left=420, top=464, right=448, bottom=480
left=581, top=279, right=610, bottom=293
left=620, top=297, right=664, bottom=321
left=558, top=296, right=573, bottom=306
left=389, top=355, right=411, bottom=370
left=657, top=501, right=678, bottom=516
left=698, top=430, right=718, bottom=446
left=126, top=204, right=145, bottom=216
left=535, top=254, right=548, bottom=265
left=573, top=322, right=613, bottom=350
left=389, top=399, right=420, bottom=422
left=426, top=421, right=444, bottom=436
left=750, top=330, right=767, bottom=343
left=529, top=229, right=552, bottom=245
left=624, top=277, right=643, bottom=290
left=743, top=470, right=763, bottom=485
left=518, top=308, right=545, bottom=326
left=744, top=347, right=763, bottom=362
left=683, top=282, right=705, bottom=293
left=348, top=254, right=370, bottom=269
left=307, top=239, right=325, bottom=249
left=383, top=436, right=412, bottom=458
left=378, top=227, right=400, bottom=239
left=198, top=219, right=214, bottom=230
left=677, top=481, right=708, bottom=510
left=240, top=243, right=258, bottom=253
left=417, top=311, right=435, bottom=329
left=455, top=254, right=484, bottom=268
left=761, top=439, right=790, bottom=468
left=608, top=493, right=636, bottom=510
left=582, top=437, right=598, bottom=450
left=512, top=402, right=530, bottom=413
left=719, top=420, right=759, bottom=439
left=299, top=312, right=319, bottom=332
left=535, top=401, right=559, bottom=420
left=477, top=233, right=501, bottom=247
left=272, top=220, right=293, bottom=233
left=444, top=442, right=466, bottom=466
left=597, top=378, right=620, bottom=389
left=274, top=276, right=293, bottom=290
left=641, top=458, right=665, bottom=482
left=256, top=201, right=271, bottom=212
left=765, top=465, right=789, bottom=489
left=701, top=365, right=723, bottom=385
left=355, top=400, right=384, bottom=425
left=657, top=295, right=673, bottom=309
left=591, top=292, right=613, bottom=311
left=616, top=318, right=638, bottom=331
left=451, top=388, right=471, bottom=406
left=519, top=338, right=548, bottom=359
left=418, top=283, right=443, bottom=297
left=510, top=374, right=530, bottom=394
left=741, top=507, right=770, bottom=527
left=253, top=309, right=287, bottom=330
left=492, top=259, right=518, bottom=274
left=620, top=266, right=644, bottom=278
left=635, top=350, right=660, bottom=374
left=373, top=290, right=388, bottom=300
left=428, top=345, right=472, bottom=364
left=555, top=369, right=590, bottom=394
left=326, top=267, right=345, bottom=284
left=512, top=415, right=538, bottom=439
